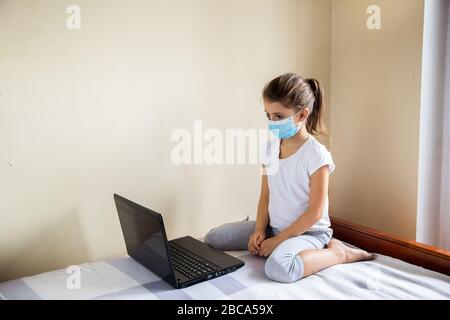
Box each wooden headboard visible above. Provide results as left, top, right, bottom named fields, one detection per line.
left=330, top=216, right=450, bottom=276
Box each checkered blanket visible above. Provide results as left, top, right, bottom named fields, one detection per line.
left=1, top=246, right=449, bottom=300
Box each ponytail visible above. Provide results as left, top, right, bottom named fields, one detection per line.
left=305, top=78, right=326, bottom=136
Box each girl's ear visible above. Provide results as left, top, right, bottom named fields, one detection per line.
left=297, top=108, right=309, bottom=122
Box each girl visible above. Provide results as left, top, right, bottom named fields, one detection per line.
left=204, top=73, right=374, bottom=283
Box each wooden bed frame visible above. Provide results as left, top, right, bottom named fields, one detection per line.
left=330, top=216, right=450, bottom=276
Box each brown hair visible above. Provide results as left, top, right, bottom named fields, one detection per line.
left=262, top=73, right=326, bottom=136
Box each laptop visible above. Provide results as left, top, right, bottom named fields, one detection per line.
left=114, top=194, right=245, bottom=289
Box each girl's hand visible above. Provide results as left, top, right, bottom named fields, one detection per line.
left=258, top=236, right=284, bottom=257
left=248, top=230, right=266, bottom=255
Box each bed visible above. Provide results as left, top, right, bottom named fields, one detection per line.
left=1, top=217, right=449, bottom=300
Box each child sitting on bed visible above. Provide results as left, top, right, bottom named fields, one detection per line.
left=204, top=73, right=374, bottom=283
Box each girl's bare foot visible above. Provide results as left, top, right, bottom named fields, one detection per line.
left=328, top=238, right=375, bottom=264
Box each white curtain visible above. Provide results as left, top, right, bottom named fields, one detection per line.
left=417, top=0, right=450, bottom=250
left=440, top=0, right=450, bottom=250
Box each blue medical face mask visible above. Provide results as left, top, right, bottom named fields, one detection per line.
left=267, top=110, right=303, bottom=139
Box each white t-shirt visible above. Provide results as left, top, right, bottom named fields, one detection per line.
left=261, top=134, right=335, bottom=233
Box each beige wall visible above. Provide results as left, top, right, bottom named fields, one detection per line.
left=0, top=0, right=332, bottom=281
left=0, top=0, right=426, bottom=282
left=329, top=0, right=424, bottom=239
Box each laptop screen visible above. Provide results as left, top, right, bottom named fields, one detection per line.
left=114, top=194, right=176, bottom=286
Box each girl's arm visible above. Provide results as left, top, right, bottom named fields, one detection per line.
left=255, top=167, right=270, bottom=233
left=278, top=165, right=330, bottom=240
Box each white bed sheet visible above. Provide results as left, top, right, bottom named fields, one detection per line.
left=1, top=245, right=448, bottom=300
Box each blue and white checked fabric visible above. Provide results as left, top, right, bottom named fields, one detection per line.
left=1, top=247, right=449, bottom=300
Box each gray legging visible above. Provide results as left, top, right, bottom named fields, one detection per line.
left=204, top=219, right=333, bottom=283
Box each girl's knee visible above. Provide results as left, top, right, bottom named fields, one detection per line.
left=204, top=220, right=255, bottom=251
left=204, top=224, right=236, bottom=250
left=204, top=228, right=223, bottom=250
left=264, top=253, right=304, bottom=283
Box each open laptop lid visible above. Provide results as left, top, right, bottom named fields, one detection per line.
left=114, top=194, right=177, bottom=287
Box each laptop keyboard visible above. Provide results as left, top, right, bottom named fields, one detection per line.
left=169, top=244, right=219, bottom=279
